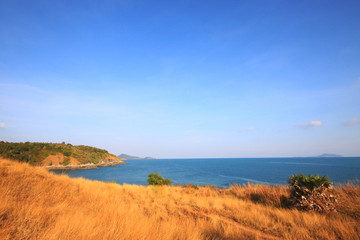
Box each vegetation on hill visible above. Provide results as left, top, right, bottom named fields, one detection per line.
left=0, top=141, right=120, bottom=166
left=1, top=157, right=359, bottom=240
left=288, top=174, right=331, bottom=191
left=287, top=174, right=336, bottom=213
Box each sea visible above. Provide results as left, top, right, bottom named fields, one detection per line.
left=53, top=157, right=360, bottom=188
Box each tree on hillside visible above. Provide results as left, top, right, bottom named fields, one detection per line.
left=287, top=174, right=336, bottom=212
left=288, top=174, right=331, bottom=191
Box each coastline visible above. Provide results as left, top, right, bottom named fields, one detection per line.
left=2, top=157, right=359, bottom=240
left=45, top=160, right=126, bottom=170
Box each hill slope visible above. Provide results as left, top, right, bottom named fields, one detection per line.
left=0, top=141, right=123, bottom=167
left=0, top=157, right=359, bottom=240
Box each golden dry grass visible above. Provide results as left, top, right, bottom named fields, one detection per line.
left=0, top=158, right=359, bottom=240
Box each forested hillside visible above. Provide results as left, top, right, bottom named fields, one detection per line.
left=0, top=141, right=121, bottom=166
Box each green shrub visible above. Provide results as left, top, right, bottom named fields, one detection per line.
left=62, top=157, right=70, bottom=166
left=203, top=184, right=218, bottom=190
left=288, top=174, right=331, bottom=191
left=184, top=183, right=199, bottom=189
left=148, top=172, right=173, bottom=186
left=63, top=149, right=71, bottom=157
left=163, top=178, right=172, bottom=185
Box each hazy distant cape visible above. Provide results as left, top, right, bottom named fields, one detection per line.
left=118, top=154, right=155, bottom=160
left=313, top=153, right=343, bottom=158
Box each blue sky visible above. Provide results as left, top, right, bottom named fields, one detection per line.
left=1, top=0, right=360, bottom=158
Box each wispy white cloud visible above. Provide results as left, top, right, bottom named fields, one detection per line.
left=343, top=118, right=360, bottom=126
left=297, top=121, right=323, bottom=129
left=0, top=122, right=5, bottom=128
left=248, top=127, right=254, bottom=131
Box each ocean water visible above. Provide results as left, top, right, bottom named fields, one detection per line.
left=53, top=157, right=360, bottom=187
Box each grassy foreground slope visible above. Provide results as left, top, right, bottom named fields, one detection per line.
left=0, top=141, right=122, bottom=166
left=1, top=158, right=359, bottom=240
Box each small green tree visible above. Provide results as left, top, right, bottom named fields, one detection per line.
left=62, top=157, right=70, bottom=166
left=148, top=172, right=173, bottom=186
left=162, top=178, right=173, bottom=185
left=63, top=149, right=72, bottom=157
left=287, top=174, right=336, bottom=212
left=288, top=174, right=331, bottom=191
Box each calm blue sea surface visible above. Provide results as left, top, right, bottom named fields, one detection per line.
left=53, top=157, right=360, bottom=187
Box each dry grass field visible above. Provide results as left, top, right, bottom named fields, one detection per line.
left=0, top=157, right=359, bottom=240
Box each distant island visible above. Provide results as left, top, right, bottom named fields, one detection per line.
left=314, top=153, right=343, bottom=158
left=118, top=153, right=155, bottom=160
left=0, top=141, right=124, bottom=169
